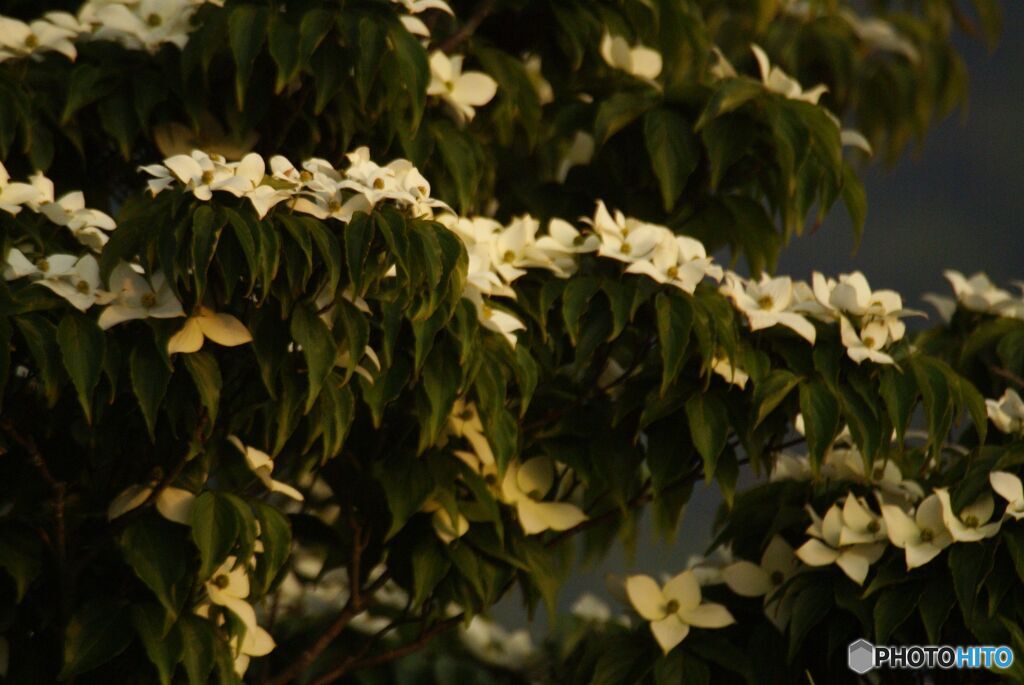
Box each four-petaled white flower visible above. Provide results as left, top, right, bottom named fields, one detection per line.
left=751, top=44, right=828, bottom=104
left=943, top=270, right=1017, bottom=315
left=600, top=31, right=662, bottom=81
left=625, top=570, right=734, bottom=653
left=991, top=471, right=1024, bottom=520
left=721, top=273, right=817, bottom=344
left=427, top=51, right=497, bottom=123
left=986, top=388, right=1024, bottom=435
left=228, top=436, right=304, bottom=501
left=934, top=488, right=1001, bottom=542
left=38, top=190, right=117, bottom=251
left=98, top=262, right=184, bottom=329
left=722, top=535, right=801, bottom=627
left=840, top=316, right=895, bottom=365
left=167, top=306, right=253, bottom=354
left=0, top=13, right=79, bottom=62
left=626, top=233, right=723, bottom=294
left=879, top=493, right=953, bottom=569
left=0, top=162, right=43, bottom=215
left=107, top=482, right=196, bottom=524
left=85, top=0, right=198, bottom=52
left=205, top=557, right=276, bottom=666
left=590, top=201, right=663, bottom=264
left=795, top=499, right=886, bottom=585
left=500, top=456, right=586, bottom=535
left=37, top=254, right=102, bottom=311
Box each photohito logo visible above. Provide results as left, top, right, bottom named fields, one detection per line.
left=848, top=639, right=1014, bottom=673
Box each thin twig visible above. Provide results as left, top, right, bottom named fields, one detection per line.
left=437, top=0, right=496, bottom=53
left=990, top=365, right=1024, bottom=390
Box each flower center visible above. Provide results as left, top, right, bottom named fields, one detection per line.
left=862, top=336, right=876, bottom=348
left=757, top=295, right=774, bottom=309
left=75, top=280, right=90, bottom=294
left=36, top=258, right=49, bottom=273
left=201, top=170, right=215, bottom=185
left=664, top=599, right=680, bottom=614
left=212, top=574, right=230, bottom=589
left=666, top=266, right=679, bottom=279
left=141, top=292, right=157, bottom=308
left=962, top=515, right=979, bottom=528
left=24, top=33, right=39, bottom=49
left=146, top=13, right=162, bottom=27
left=484, top=473, right=497, bottom=486
left=770, top=570, right=785, bottom=586
left=866, top=520, right=880, bottom=534
left=919, top=528, right=933, bottom=543
left=502, top=250, right=516, bottom=263
left=481, top=304, right=493, bottom=320
left=373, top=178, right=385, bottom=190
left=299, top=170, right=313, bottom=182
left=328, top=199, right=342, bottom=213
left=572, top=235, right=586, bottom=247
left=620, top=242, right=632, bottom=255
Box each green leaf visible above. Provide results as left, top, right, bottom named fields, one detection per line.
left=191, top=205, right=222, bottom=300
left=695, top=79, right=763, bottom=130
left=654, top=651, right=710, bottom=685
left=591, top=633, right=656, bottom=685
left=386, top=18, right=429, bottom=131
left=655, top=292, right=694, bottom=395
left=840, top=162, right=867, bottom=250
left=61, top=64, right=110, bottom=123
left=267, top=17, right=300, bottom=93
left=354, top=15, right=386, bottom=106
left=344, top=212, right=373, bottom=294
left=799, top=378, right=840, bottom=470
left=121, top=518, right=188, bottom=618
left=228, top=5, right=270, bottom=108
left=290, top=301, right=338, bottom=412
left=874, top=585, right=922, bottom=643
left=752, top=370, right=801, bottom=429
left=949, top=542, right=994, bottom=626
left=57, top=312, right=105, bottom=422
left=190, top=492, right=241, bottom=581
left=60, top=599, right=133, bottom=679
left=686, top=390, right=728, bottom=479
left=878, top=367, right=917, bottom=445
left=252, top=502, right=291, bottom=596
left=318, top=376, right=355, bottom=461
left=595, top=90, right=658, bottom=144
left=0, top=525, right=42, bottom=601
left=178, top=615, right=216, bottom=685
left=562, top=276, right=601, bottom=345
left=14, top=315, right=61, bottom=405
left=787, top=583, right=832, bottom=662
left=182, top=351, right=221, bottom=425
left=919, top=575, right=955, bottom=644
left=132, top=603, right=183, bottom=685
left=222, top=207, right=261, bottom=295
left=377, top=455, right=433, bottom=540
left=411, top=536, right=450, bottom=610
left=644, top=108, right=699, bottom=211
left=130, top=337, right=172, bottom=439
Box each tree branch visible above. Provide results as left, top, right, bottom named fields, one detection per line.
left=990, top=365, right=1024, bottom=390
left=437, top=0, right=496, bottom=53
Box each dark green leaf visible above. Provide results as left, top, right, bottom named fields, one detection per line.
left=655, top=292, right=694, bottom=395
left=686, top=390, right=728, bottom=479
left=190, top=492, right=241, bottom=581
left=644, top=108, right=699, bottom=211
left=290, top=301, right=338, bottom=412
left=57, top=312, right=105, bottom=422
left=60, top=599, right=133, bottom=679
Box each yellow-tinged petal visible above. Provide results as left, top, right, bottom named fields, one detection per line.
left=197, top=308, right=252, bottom=347
left=167, top=317, right=204, bottom=354
left=625, top=575, right=666, bottom=621
left=650, top=615, right=689, bottom=654
left=795, top=538, right=840, bottom=567
left=678, top=602, right=734, bottom=629
left=661, top=570, right=701, bottom=613
left=721, top=561, right=772, bottom=597
left=107, top=483, right=153, bottom=520
left=156, top=487, right=196, bottom=525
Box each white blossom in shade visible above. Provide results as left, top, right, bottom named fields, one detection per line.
left=427, top=51, right=497, bottom=123
left=933, top=488, right=1001, bottom=543
left=447, top=399, right=498, bottom=472
left=500, top=457, right=586, bottom=535
left=795, top=501, right=885, bottom=585
left=840, top=9, right=919, bottom=62
left=986, top=388, right=1024, bottom=435
left=84, top=0, right=197, bottom=51
left=0, top=14, right=78, bottom=62
left=464, top=287, right=525, bottom=348
left=0, top=162, right=43, bottom=214
left=750, top=44, right=828, bottom=104
left=533, top=218, right=600, bottom=276
left=990, top=471, right=1024, bottom=520
left=625, top=571, right=734, bottom=654
left=555, top=131, right=595, bottom=182
left=720, top=272, right=817, bottom=344
left=37, top=254, right=102, bottom=311
left=204, top=557, right=275, bottom=667
left=625, top=233, right=723, bottom=295
left=421, top=499, right=469, bottom=544
left=722, top=535, right=801, bottom=598
left=37, top=191, right=116, bottom=251
left=97, top=262, right=184, bottom=329
left=142, top=150, right=246, bottom=201
left=390, top=0, right=453, bottom=14
left=523, top=54, right=553, bottom=105
left=2, top=247, right=43, bottom=281
left=167, top=306, right=252, bottom=354
left=590, top=201, right=662, bottom=264
left=571, top=593, right=612, bottom=623
left=490, top=215, right=555, bottom=281
left=943, top=270, right=1016, bottom=315
left=107, top=482, right=196, bottom=524
left=460, top=616, right=536, bottom=670
left=600, top=32, right=662, bottom=80
left=711, top=356, right=748, bottom=389
left=822, top=446, right=924, bottom=503
left=879, top=493, right=953, bottom=569
left=921, top=292, right=957, bottom=324
left=708, top=46, right=737, bottom=80
left=769, top=453, right=811, bottom=482
left=840, top=316, right=895, bottom=365
left=228, top=436, right=304, bottom=501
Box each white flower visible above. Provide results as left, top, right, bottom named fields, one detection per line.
left=390, top=0, right=453, bottom=14
left=795, top=500, right=886, bottom=585
left=107, top=482, right=196, bottom=524
left=421, top=499, right=469, bottom=544
left=880, top=493, right=953, bottom=569
left=990, top=471, right=1024, bottom=520
left=38, top=191, right=117, bottom=251
left=86, top=0, right=197, bottom=51
left=934, top=488, right=1001, bottom=542
left=721, top=273, right=817, bottom=344
left=532, top=218, right=599, bottom=276
left=722, top=536, right=801, bottom=598
left=490, top=215, right=555, bottom=281
left=555, top=131, right=595, bottom=182
left=0, top=14, right=78, bottom=62
left=37, top=254, right=102, bottom=311
left=427, top=51, right=497, bottom=123
left=460, top=616, right=535, bottom=670
left=0, top=162, right=43, bottom=214
left=840, top=316, right=895, bottom=365
left=822, top=447, right=924, bottom=503
left=711, top=356, right=748, bottom=389
left=986, top=389, right=1024, bottom=435
left=98, top=262, right=184, bottom=329
left=2, top=247, right=43, bottom=281
left=600, top=32, right=662, bottom=80
left=590, top=201, right=662, bottom=264
left=228, top=436, right=304, bottom=501
left=750, top=44, right=828, bottom=104
left=167, top=306, right=252, bottom=354
left=625, top=570, right=734, bottom=654
left=571, top=593, right=612, bottom=623
left=465, top=287, right=525, bottom=348
left=840, top=9, right=919, bottom=62
left=500, top=457, right=586, bottom=535
left=523, top=54, right=553, bottom=105
left=943, top=270, right=1016, bottom=315
left=625, top=234, right=723, bottom=294
left=205, top=557, right=276, bottom=663
left=142, top=150, right=253, bottom=201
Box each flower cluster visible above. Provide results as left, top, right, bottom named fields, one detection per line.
left=925, top=270, right=1024, bottom=321
left=0, top=0, right=223, bottom=61
left=722, top=270, right=920, bottom=364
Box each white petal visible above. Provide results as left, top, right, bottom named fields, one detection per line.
left=721, top=561, right=772, bottom=597
left=795, top=538, right=840, bottom=567
left=678, top=602, right=734, bottom=629
left=650, top=615, right=689, bottom=654
left=662, top=570, right=702, bottom=613
left=156, top=487, right=196, bottom=524
left=625, top=575, right=667, bottom=620
left=197, top=308, right=252, bottom=347
left=990, top=471, right=1024, bottom=505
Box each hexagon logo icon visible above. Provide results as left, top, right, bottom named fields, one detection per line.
left=848, top=639, right=875, bottom=675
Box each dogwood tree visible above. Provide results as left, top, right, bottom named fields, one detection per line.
left=0, top=0, right=1018, bottom=683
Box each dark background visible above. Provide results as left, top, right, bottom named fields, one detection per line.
left=501, top=4, right=1024, bottom=628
